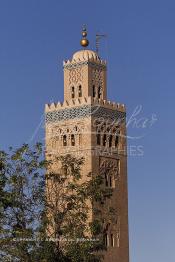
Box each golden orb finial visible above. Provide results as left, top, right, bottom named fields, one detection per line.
left=80, top=25, right=89, bottom=47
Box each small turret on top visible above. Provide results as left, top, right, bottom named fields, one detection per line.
left=63, top=26, right=107, bottom=101
left=80, top=25, right=89, bottom=48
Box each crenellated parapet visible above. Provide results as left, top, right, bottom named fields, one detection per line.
left=45, top=96, right=125, bottom=113
left=45, top=97, right=126, bottom=124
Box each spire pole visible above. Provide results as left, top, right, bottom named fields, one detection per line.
left=80, top=25, right=89, bottom=48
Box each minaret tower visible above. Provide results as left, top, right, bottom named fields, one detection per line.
left=45, top=27, right=129, bottom=262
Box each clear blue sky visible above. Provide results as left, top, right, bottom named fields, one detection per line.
left=0, top=0, right=175, bottom=261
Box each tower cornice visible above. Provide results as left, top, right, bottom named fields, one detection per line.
left=63, top=60, right=107, bottom=70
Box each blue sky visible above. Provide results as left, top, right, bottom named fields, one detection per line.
left=0, top=0, right=175, bottom=261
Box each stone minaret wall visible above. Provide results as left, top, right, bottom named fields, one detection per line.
left=45, top=50, right=129, bottom=262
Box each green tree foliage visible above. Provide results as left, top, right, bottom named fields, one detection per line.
left=0, top=144, right=115, bottom=262
left=0, top=143, right=46, bottom=261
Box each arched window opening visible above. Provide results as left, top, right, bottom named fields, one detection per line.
left=71, top=86, right=75, bottom=99
left=63, top=135, right=67, bottom=146
left=71, top=134, right=75, bottom=146
left=106, top=223, right=110, bottom=231
left=111, top=234, right=115, bottom=247
left=97, top=133, right=101, bottom=145
left=103, top=134, right=107, bottom=146
left=98, top=86, right=102, bottom=99
left=109, top=176, right=113, bottom=188
left=104, top=233, right=109, bottom=247
left=78, top=85, right=82, bottom=97
left=105, top=173, right=108, bottom=187
left=92, top=85, right=96, bottom=98
left=115, top=135, right=119, bottom=148
left=109, top=135, right=113, bottom=147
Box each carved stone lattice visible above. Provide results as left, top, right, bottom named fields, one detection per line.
left=100, top=157, right=120, bottom=180
left=99, top=157, right=121, bottom=244
left=46, top=122, right=85, bottom=151
left=92, top=68, right=103, bottom=88
left=45, top=105, right=126, bottom=124
left=64, top=61, right=106, bottom=70
left=69, top=67, right=82, bottom=85
left=50, top=123, right=84, bottom=137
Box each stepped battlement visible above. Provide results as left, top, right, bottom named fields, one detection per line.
left=45, top=97, right=125, bottom=113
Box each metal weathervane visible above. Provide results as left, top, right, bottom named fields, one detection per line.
left=96, top=33, right=107, bottom=54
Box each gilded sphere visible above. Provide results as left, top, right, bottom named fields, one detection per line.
left=82, top=31, right=87, bottom=37
left=80, top=38, right=89, bottom=47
